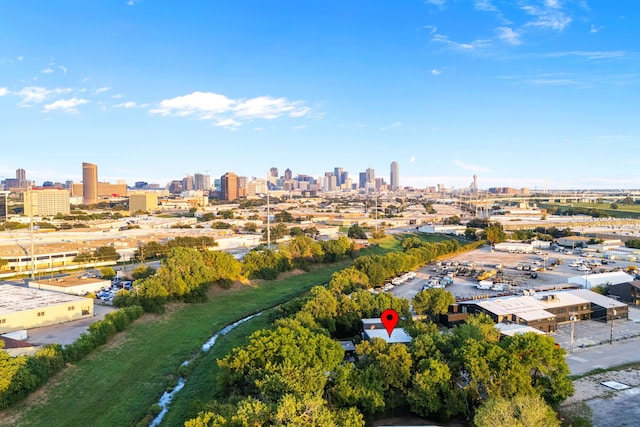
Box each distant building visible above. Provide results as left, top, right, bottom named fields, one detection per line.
left=194, top=173, right=211, bottom=191
left=365, top=167, right=375, bottom=185
left=0, top=285, right=94, bottom=334
left=358, top=172, right=367, bottom=189
left=4, top=168, right=31, bottom=190
left=24, top=189, right=70, bottom=217
left=568, top=271, right=634, bottom=290
left=82, top=162, right=98, bottom=205
left=221, top=172, right=239, bottom=201
left=0, top=191, right=7, bottom=222
left=182, top=175, right=194, bottom=191
left=284, top=168, right=292, bottom=181
left=129, top=192, right=159, bottom=213
left=390, top=161, right=399, bottom=190
left=269, top=167, right=278, bottom=178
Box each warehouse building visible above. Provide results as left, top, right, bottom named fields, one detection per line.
left=29, top=276, right=111, bottom=296
left=0, top=285, right=94, bottom=334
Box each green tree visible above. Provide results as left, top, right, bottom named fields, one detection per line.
left=131, top=265, right=156, bottom=280
left=244, top=222, right=258, bottom=232
left=136, top=276, right=169, bottom=312
left=100, top=267, right=116, bottom=280
left=407, top=358, right=453, bottom=418
left=203, top=250, right=243, bottom=287
left=155, top=247, right=211, bottom=299
left=412, top=288, right=455, bottom=322
left=401, top=236, right=422, bottom=251
left=610, top=203, right=619, bottom=209
left=500, top=333, right=574, bottom=405
left=322, top=236, right=354, bottom=263
left=347, top=224, right=367, bottom=239
left=484, top=223, right=506, bottom=245
left=273, top=210, right=293, bottom=223
left=473, top=394, right=560, bottom=427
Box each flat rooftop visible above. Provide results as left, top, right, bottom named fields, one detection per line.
left=30, top=277, right=110, bottom=288
left=0, top=285, right=89, bottom=315
left=364, top=328, right=413, bottom=344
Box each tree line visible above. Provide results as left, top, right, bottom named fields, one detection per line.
left=181, top=237, right=572, bottom=426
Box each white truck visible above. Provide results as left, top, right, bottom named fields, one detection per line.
left=476, top=280, right=493, bottom=290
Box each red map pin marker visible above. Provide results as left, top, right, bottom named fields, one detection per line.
left=381, top=309, right=399, bottom=337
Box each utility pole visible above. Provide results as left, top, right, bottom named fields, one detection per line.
left=266, top=175, right=271, bottom=248
left=610, top=305, right=617, bottom=345
left=569, top=311, right=577, bottom=352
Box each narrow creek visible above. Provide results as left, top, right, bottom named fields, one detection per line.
left=149, top=312, right=263, bottom=427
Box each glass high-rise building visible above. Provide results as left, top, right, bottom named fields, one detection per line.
left=390, top=161, right=399, bottom=190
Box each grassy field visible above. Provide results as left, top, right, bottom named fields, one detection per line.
left=0, top=262, right=351, bottom=427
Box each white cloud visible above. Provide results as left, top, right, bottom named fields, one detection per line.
left=432, top=33, right=491, bottom=51
left=545, top=0, right=560, bottom=8
left=42, top=68, right=54, bottom=74
left=497, top=27, right=521, bottom=45
left=43, top=97, right=89, bottom=113
left=590, top=24, right=603, bottom=33
left=522, top=4, right=572, bottom=31
left=475, top=0, right=498, bottom=12
left=17, top=86, right=73, bottom=104
left=17, top=56, right=24, bottom=61
left=293, top=124, right=308, bottom=130
left=59, top=65, right=67, bottom=75
left=214, top=118, right=241, bottom=129
left=0, top=88, right=8, bottom=96
left=431, top=69, right=442, bottom=75
left=112, top=94, right=124, bottom=99
left=95, top=87, right=111, bottom=94
left=234, top=96, right=308, bottom=119
left=151, top=91, right=234, bottom=117
left=424, top=0, right=446, bottom=6
left=381, top=121, right=403, bottom=131
left=424, top=25, right=437, bottom=35
left=409, top=156, right=416, bottom=163
left=453, top=160, right=491, bottom=173
left=114, top=101, right=138, bottom=108
left=150, top=91, right=310, bottom=127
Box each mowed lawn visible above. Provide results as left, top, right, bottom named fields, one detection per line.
left=0, top=261, right=352, bottom=427
left=544, top=203, right=640, bottom=219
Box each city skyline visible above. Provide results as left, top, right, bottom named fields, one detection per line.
left=1, top=1, right=638, bottom=189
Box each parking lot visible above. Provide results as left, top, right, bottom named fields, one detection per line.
left=391, top=244, right=640, bottom=302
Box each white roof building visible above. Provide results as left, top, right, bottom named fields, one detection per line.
left=568, top=271, right=634, bottom=290
left=364, top=328, right=413, bottom=344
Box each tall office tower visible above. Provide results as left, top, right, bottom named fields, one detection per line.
left=365, top=167, right=375, bottom=185
left=473, top=174, right=478, bottom=193
left=194, top=173, right=211, bottom=191
left=16, top=168, right=26, bottom=181
left=390, top=161, right=399, bottom=190
left=340, top=171, right=348, bottom=188
left=82, top=162, right=98, bottom=205
left=221, top=172, right=239, bottom=201
left=182, top=175, right=194, bottom=191
left=284, top=168, right=292, bottom=181
left=334, top=167, right=343, bottom=185
left=359, top=172, right=367, bottom=189
left=269, top=167, right=279, bottom=178
left=0, top=191, right=8, bottom=222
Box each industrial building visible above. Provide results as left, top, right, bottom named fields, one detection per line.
left=29, top=276, right=111, bottom=296
left=568, top=271, right=634, bottom=290
left=453, top=289, right=627, bottom=333
left=0, top=285, right=94, bottom=334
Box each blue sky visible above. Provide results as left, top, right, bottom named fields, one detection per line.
left=1, top=0, right=638, bottom=190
